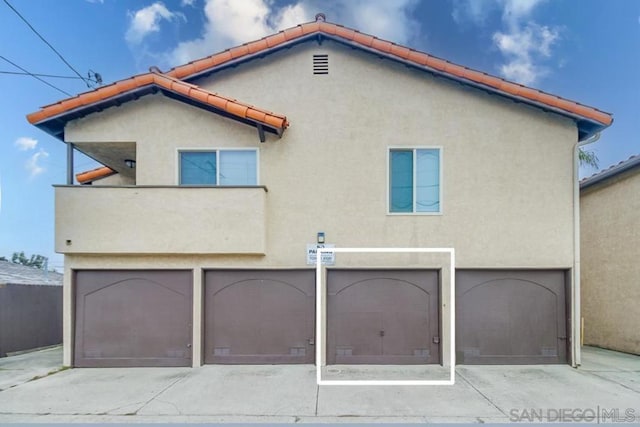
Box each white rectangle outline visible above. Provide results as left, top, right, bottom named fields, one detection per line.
left=316, top=247, right=456, bottom=386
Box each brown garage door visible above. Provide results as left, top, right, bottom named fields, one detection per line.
left=327, top=269, right=440, bottom=365
left=74, top=270, right=192, bottom=367
left=456, top=270, right=568, bottom=364
left=204, top=269, right=315, bottom=364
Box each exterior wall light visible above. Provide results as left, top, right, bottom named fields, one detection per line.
left=317, top=232, right=325, bottom=244
left=124, top=159, right=136, bottom=168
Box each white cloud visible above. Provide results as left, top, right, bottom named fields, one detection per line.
left=493, top=22, right=559, bottom=86
left=452, top=0, right=546, bottom=27
left=181, top=0, right=196, bottom=6
left=168, top=0, right=419, bottom=66
left=169, top=0, right=303, bottom=64
left=14, top=137, right=38, bottom=151
left=357, top=0, right=420, bottom=43
left=126, top=2, right=183, bottom=45
left=25, top=149, right=49, bottom=178
left=452, top=0, right=497, bottom=25
left=452, top=0, right=558, bottom=86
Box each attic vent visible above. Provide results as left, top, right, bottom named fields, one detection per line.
left=313, top=54, right=328, bottom=75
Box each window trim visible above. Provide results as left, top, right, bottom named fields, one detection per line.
left=386, top=146, right=443, bottom=215
left=176, top=147, right=260, bottom=186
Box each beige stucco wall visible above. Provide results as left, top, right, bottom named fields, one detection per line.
left=61, top=40, right=579, bottom=367
left=65, top=41, right=577, bottom=268
left=55, top=186, right=266, bottom=254
left=581, top=169, right=640, bottom=355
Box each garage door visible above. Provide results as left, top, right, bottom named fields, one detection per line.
left=327, top=269, right=440, bottom=365
left=204, top=270, right=315, bottom=364
left=456, top=270, right=568, bottom=364
left=74, top=270, right=192, bottom=367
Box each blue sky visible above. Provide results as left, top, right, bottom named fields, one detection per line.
left=0, top=0, right=638, bottom=270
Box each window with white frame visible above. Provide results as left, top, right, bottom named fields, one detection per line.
left=389, top=148, right=441, bottom=213
left=179, top=149, right=257, bottom=185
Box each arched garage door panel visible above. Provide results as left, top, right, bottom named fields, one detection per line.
left=456, top=270, right=567, bottom=364
left=74, top=270, right=192, bottom=367
left=327, top=270, right=440, bottom=365
left=205, top=270, right=315, bottom=364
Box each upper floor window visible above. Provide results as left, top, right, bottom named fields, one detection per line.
left=389, top=148, right=441, bottom=214
left=179, top=149, right=257, bottom=185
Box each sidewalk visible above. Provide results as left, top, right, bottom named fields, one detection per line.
left=0, top=346, right=638, bottom=423
left=0, top=346, right=63, bottom=392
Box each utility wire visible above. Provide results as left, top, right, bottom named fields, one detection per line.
left=3, top=0, right=91, bottom=87
left=0, top=70, right=98, bottom=82
left=0, top=55, right=71, bottom=96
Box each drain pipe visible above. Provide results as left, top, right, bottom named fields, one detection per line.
left=573, top=131, right=600, bottom=367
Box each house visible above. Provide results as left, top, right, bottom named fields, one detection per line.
left=580, top=155, right=640, bottom=355
left=0, top=260, right=63, bottom=357
left=27, top=15, right=612, bottom=368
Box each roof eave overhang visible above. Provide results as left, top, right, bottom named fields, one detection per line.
left=29, top=27, right=610, bottom=143
left=30, top=85, right=284, bottom=141
left=181, top=32, right=610, bottom=141
left=580, top=157, right=640, bottom=190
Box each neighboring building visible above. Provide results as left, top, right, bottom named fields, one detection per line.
left=0, top=261, right=63, bottom=357
left=580, top=155, right=640, bottom=355
left=27, top=16, right=612, bottom=368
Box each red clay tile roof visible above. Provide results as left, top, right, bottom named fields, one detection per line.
left=76, top=166, right=116, bottom=184
left=27, top=72, right=289, bottom=135
left=165, top=19, right=612, bottom=130
left=27, top=16, right=611, bottom=142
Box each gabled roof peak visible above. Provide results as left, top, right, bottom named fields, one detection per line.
left=161, top=18, right=611, bottom=141
left=27, top=71, right=288, bottom=141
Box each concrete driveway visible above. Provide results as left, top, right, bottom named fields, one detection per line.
left=0, top=346, right=638, bottom=423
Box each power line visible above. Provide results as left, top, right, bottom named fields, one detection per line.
left=0, top=55, right=71, bottom=96
left=0, top=70, right=98, bottom=82
left=3, top=0, right=91, bottom=87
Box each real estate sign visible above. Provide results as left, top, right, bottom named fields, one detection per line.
left=306, top=243, right=335, bottom=265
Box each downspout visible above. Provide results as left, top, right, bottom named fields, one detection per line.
left=572, top=131, right=600, bottom=367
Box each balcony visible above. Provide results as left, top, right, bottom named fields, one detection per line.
left=55, top=186, right=267, bottom=255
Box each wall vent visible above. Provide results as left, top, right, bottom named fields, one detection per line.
left=313, top=54, right=328, bottom=75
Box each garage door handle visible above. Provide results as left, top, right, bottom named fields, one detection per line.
left=187, top=343, right=192, bottom=348
left=380, top=330, right=385, bottom=337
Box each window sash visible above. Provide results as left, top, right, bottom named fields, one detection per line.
left=179, top=150, right=257, bottom=186
left=389, top=148, right=440, bottom=213
left=219, top=150, right=257, bottom=185
left=180, top=151, right=216, bottom=185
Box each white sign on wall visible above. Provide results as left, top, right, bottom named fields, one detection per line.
left=306, top=243, right=335, bottom=265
